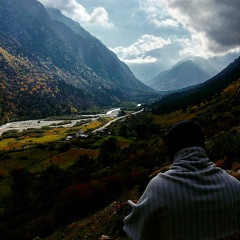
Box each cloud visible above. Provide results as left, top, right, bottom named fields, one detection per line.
left=140, top=0, right=240, bottom=54
left=124, top=56, right=158, bottom=64
left=139, top=1, right=179, bottom=28
left=152, top=18, right=179, bottom=28
left=110, top=35, right=172, bottom=64
left=38, top=0, right=114, bottom=28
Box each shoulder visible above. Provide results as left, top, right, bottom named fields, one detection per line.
left=145, top=172, right=173, bottom=194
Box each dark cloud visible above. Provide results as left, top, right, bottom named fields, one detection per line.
left=166, top=0, right=240, bottom=52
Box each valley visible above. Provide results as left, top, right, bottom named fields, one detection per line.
left=0, top=80, right=240, bottom=240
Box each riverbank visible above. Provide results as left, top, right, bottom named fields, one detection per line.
left=0, top=108, right=122, bottom=135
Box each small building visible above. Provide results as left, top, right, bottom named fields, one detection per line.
left=65, top=136, right=73, bottom=141
left=76, top=131, right=88, bottom=138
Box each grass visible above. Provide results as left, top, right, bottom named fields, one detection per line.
left=81, top=118, right=109, bottom=132
left=0, top=146, right=100, bottom=207
left=0, top=133, right=65, bottom=151
left=29, top=148, right=100, bottom=172
left=0, top=138, right=16, bottom=150
left=93, top=135, right=134, bottom=147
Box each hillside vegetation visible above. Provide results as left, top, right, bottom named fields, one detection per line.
left=0, top=79, right=240, bottom=240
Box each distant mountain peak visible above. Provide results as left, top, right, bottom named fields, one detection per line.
left=147, top=57, right=220, bottom=91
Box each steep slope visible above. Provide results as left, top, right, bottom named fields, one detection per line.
left=47, top=8, right=151, bottom=92
left=148, top=57, right=219, bottom=91
left=0, top=0, right=155, bottom=123
left=46, top=8, right=92, bottom=39
left=151, top=56, right=240, bottom=114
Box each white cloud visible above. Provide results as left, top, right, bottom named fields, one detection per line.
left=152, top=18, right=179, bottom=28
left=38, top=0, right=114, bottom=28
left=111, top=35, right=171, bottom=64
left=171, top=33, right=213, bottom=58
left=124, top=56, right=158, bottom=64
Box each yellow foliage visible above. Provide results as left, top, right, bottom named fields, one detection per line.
left=81, top=119, right=104, bottom=132
left=191, top=105, right=198, bottom=112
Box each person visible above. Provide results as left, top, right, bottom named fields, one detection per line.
left=123, top=120, right=240, bottom=240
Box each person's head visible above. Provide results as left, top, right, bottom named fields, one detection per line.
left=165, top=120, right=205, bottom=161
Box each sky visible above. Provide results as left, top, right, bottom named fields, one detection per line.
left=38, top=0, right=240, bottom=80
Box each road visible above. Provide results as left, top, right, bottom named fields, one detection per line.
left=91, top=108, right=144, bottom=133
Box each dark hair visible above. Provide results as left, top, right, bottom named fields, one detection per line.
left=165, top=120, right=205, bottom=161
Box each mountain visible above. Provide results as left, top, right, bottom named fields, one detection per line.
left=151, top=56, right=240, bottom=114
left=0, top=0, right=156, bottom=123
left=46, top=8, right=92, bottom=39
left=147, top=57, right=220, bottom=91
left=127, top=45, right=239, bottom=83
left=46, top=8, right=154, bottom=94
left=46, top=8, right=152, bottom=93
left=127, top=44, right=185, bottom=82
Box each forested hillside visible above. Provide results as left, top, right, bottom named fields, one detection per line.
left=0, top=0, right=156, bottom=124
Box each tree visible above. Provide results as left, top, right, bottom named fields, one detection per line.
left=135, top=123, right=148, bottom=139
left=35, top=165, right=71, bottom=209
left=99, top=137, right=119, bottom=166
left=58, top=142, right=70, bottom=153
left=119, top=124, right=127, bottom=137
left=10, top=168, right=33, bottom=209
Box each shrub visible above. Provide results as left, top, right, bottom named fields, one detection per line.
left=58, top=142, right=70, bottom=153
left=34, top=165, right=71, bottom=209
left=10, top=168, right=33, bottom=206
left=0, top=168, right=7, bottom=179
left=103, top=173, right=127, bottom=196
left=2, top=130, right=20, bottom=139
left=53, top=183, right=96, bottom=225
left=206, top=132, right=240, bottom=164
left=25, top=215, right=56, bottom=238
